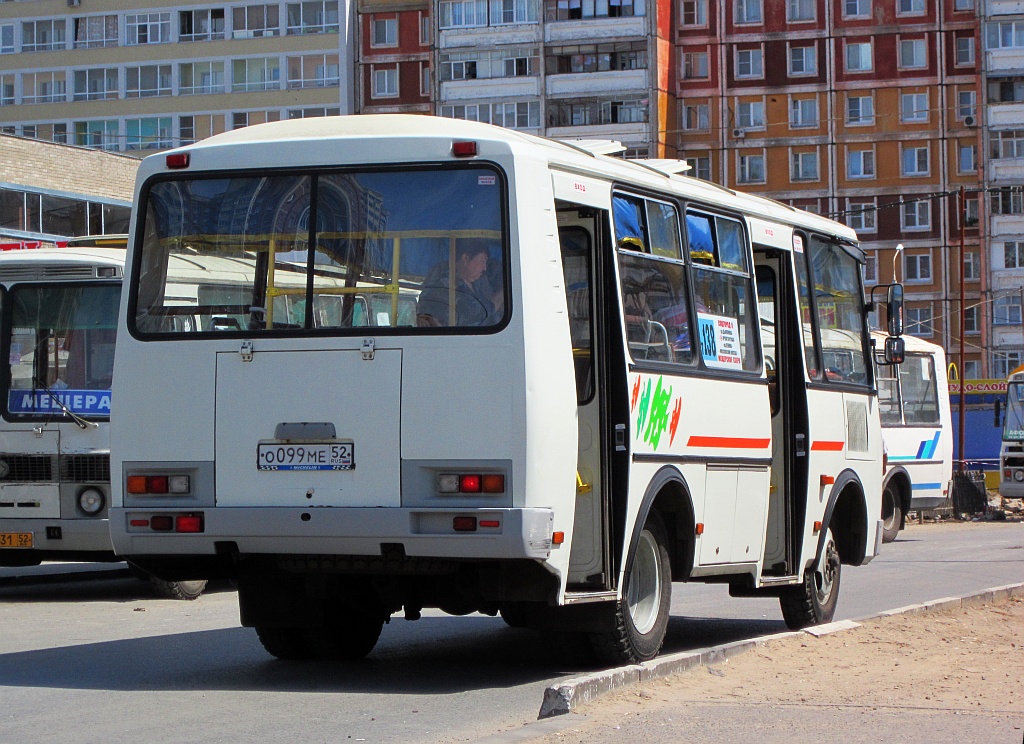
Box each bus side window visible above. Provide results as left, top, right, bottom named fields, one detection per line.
left=558, top=224, right=594, bottom=403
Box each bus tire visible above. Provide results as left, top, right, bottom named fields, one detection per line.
left=499, top=603, right=529, bottom=628
left=590, top=509, right=671, bottom=664
left=149, top=577, right=207, bottom=601
left=881, top=484, right=902, bottom=544
left=255, top=626, right=314, bottom=660
left=779, top=527, right=842, bottom=630
left=305, top=608, right=385, bottom=661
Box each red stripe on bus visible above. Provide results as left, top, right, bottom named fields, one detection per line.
left=811, top=441, right=844, bottom=451
left=686, top=436, right=771, bottom=449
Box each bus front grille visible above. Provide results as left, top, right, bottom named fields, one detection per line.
left=60, top=454, right=111, bottom=483
left=0, top=455, right=55, bottom=482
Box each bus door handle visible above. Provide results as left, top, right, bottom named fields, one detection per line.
left=795, top=433, right=806, bottom=457
left=615, top=423, right=627, bottom=452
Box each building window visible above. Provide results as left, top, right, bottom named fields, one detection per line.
left=287, top=107, right=340, bottom=119
left=232, top=5, right=281, bottom=38
left=993, top=188, right=1024, bottom=215
left=899, top=38, right=927, bottom=69
left=684, top=156, right=711, bottom=180
left=125, top=13, right=171, bottom=45
left=1, top=23, right=14, bottom=54
left=964, top=305, right=979, bottom=333
left=965, top=196, right=979, bottom=226
left=52, top=123, right=67, bottom=144
left=232, top=58, right=282, bottom=92
left=897, top=0, right=925, bottom=15
left=442, top=101, right=540, bottom=129
left=439, top=0, right=488, bottom=27
left=986, top=21, right=1024, bottom=50
left=682, top=0, right=708, bottom=25
left=789, top=97, right=818, bottom=127
left=288, top=54, right=340, bottom=88
left=22, top=72, right=67, bottom=104
left=954, top=0, right=973, bottom=10
left=902, top=200, right=931, bottom=230
left=286, top=2, right=341, bottom=34
left=421, top=63, right=431, bottom=95
left=736, top=100, right=765, bottom=128
left=72, top=68, right=119, bottom=101
left=373, top=67, right=399, bottom=97
left=846, top=94, right=874, bottom=125
left=74, top=120, right=120, bottom=152
left=900, top=92, right=928, bottom=122
left=901, top=145, right=929, bottom=175
left=787, top=0, right=814, bottom=21
left=736, top=48, right=763, bottom=78
left=995, top=295, right=1023, bottom=325
left=905, top=253, right=931, bottom=282
left=126, top=117, right=173, bottom=150
left=847, top=149, right=875, bottom=178
left=863, top=252, right=877, bottom=283
left=73, top=16, right=118, bottom=49
left=847, top=200, right=876, bottom=233
left=844, top=0, right=870, bottom=16
left=420, top=14, right=431, bottom=44
left=180, top=9, right=225, bottom=42
left=683, top=103, right=710, bottom=131
left=0, top=74, right=14, bottom=106
left=738, top=153, right=765, bottom=183
left=372, top=17, right=398, bottom=46
left=958, top=89, right=977, bottom=119
left=994, top=352, right=1023, bottom=379
left=791, top=151, right=818, bottom=181
left=736, top=0, right=763, bottom=24
left=682, top=51, right=709, bottom=79
left=964, top=251, right=980, bottom=280
left=22, top=19, right=66, bottom=52
left=180, top=62, right=225, bottom=95
left=789, top=45, right=816, bottom=76
left=1006, top=241, right=1024, bottom=269
left=845, top=41, right=872, bottom=72
left=958, top=143, right=977, bottom=173
left=956, top=36, right=975, bottom=66
left=992, top=130, right=1024, bottom=159
left=126, top=65, right=172, bottom=98
left=493, top=0, right=540, bottom=23
left=906, top=307, right=933, bottom=337
left=989, top=79, right=1024, bottom=104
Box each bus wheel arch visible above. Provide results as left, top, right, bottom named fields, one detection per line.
left=881, top=469, right=911, bottom=544
left=634, top=467, right=696, bottom=582
left=820, top=470, right=869, bottom=567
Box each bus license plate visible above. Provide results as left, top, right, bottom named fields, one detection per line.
left=0, top=532, right=33, bottom=548
left=257, top=442, right=354, bottom=471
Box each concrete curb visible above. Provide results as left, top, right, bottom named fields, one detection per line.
left=537, top=581, right=1024, bottom=719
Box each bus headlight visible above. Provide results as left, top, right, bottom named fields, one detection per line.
left=78, top=488, right=105, bottom=515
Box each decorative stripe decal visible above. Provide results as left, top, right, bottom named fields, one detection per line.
left=686, top=436, right=771, bottom=449
left=811, top=440, right=845, bottom=451
left=911, top=483, right=943, bottom=491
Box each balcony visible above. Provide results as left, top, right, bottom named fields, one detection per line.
left=439, top=24, right=541, bottom=49
left=987, top=0, right=1024, bottom=17
left=546, top=121, right=647, bottom=139
left=546, top=68, right=647, bottom=96
left=544, top=16, right=646, bottom=44
left=990, top=213, right=1024, bottom=237
left=990, top=158, right=1024, bottom=182
left=989, top=102, right=1024, bottom=127
left=986, top=49, right=1024, bottom=74
left=441, top=76, right=540, bottom=101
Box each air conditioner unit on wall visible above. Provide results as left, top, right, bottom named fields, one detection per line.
left=964, top=115, right=976, bottom=127
left=732, top=128, right=746, bottom=139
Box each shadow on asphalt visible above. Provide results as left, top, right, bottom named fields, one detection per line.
left=0, top=575, right=236, bottom=603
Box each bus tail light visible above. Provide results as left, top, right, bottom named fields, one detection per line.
left=175, top=514, right=203, bottom=533
left=126, top=474, right=190, bottom=495
left=437, top=473, right=505, bottom=494
left=453, top=516, right=476, bottom=531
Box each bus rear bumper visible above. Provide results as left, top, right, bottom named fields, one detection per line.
left=0, top=517, right=113, bottom=558
left=110, top=506, right=556, bottom=562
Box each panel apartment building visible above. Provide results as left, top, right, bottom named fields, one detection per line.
left=677, top=0, right=985, bottom=375
left=0, top=0, right=353, bottom=151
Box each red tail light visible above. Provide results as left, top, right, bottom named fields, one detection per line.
left=150, top=516, right=173, bottom=531
left=459, top=475, right=482, bottom=493
left=453, top=516, right=477, bottom=532
left=452, top=141, right=477, bottom=157
left=175, top=515, right=203, bottom=533
left=166, top=153, right=190, bottom=169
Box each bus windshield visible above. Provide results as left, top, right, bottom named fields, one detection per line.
left=133, top=166, right=506, bottom=335
left=1004, top=381, right=1024, bottom=441
left=6, top=283, right=119, bottom=418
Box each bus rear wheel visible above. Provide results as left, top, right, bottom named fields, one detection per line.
left=149, top=577, right=208, bottom=601
left=780, top=527, right=841, bottom=630
left=255, top=626, right=315, bottom=660
left=881, top=484, right=902, bottom=543
left=304, top=606, right=385, bottom=661
left=590, top=509, right=671, bottom=665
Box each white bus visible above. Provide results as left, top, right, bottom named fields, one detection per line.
left=0, top=237, right=207, bottom=599
left=999, top=365, right=1024, bottom=499
left=873, top=332, right=953, bottom=541
left=110, top=116, right=901, bottom=663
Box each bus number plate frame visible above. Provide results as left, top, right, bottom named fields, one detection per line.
left=257, top=441, right=354, bottom=471
left=0, top=532, right=33, bottom=548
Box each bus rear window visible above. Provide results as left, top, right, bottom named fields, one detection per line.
left=132, top=166, right=506, bottom=335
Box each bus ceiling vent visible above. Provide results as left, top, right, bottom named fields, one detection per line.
left=452, top=141, right=477, bottom=158
left=166, top=153, right=190, bottom=169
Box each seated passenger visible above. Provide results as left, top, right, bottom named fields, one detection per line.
left=417, top=241, right=501, bottom=327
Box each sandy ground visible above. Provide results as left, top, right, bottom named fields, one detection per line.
left=528, top=516, right=1024, bottom=744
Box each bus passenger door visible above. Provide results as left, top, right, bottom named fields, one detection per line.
left=556, top=201, right=614, bottom=590
left=754, top=248, right=809, bottom=577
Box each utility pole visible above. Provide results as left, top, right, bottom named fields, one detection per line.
left=958, top=185, right=966, bottom=473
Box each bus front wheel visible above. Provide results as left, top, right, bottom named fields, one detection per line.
left=881, top=484, right=902, bottom=543
left=779, top=527, right=842, bottom=630
left=591, top=509, right=671, bottom=664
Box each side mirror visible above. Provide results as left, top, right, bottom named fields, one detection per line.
left=887, top=284, right=904, bottom=337
left=884, top=336, right=905, bottom=364
left=995, top=399, right=1002, bottom=428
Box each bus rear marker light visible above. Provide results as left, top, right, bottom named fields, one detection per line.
left=820, top=475, right=835, bottom=486
left=452, top=141, right=477, bottom=157
left=813, top=521, right=822, bottom=533
left=129, top=519, right=149, bottom=527
left=479, top=519, right=500, bottom=528
left=695, top=523, right=704, bottom=535
left=166, top=153, right=190, bottom=169
left=551, top=531, right=564, bottom=545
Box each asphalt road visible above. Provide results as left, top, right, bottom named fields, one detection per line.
left=0, top=520, right=1020, bottom=744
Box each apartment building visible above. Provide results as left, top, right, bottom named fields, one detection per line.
left=984, top=0, right=1024, bottom=379
left=435, top=0, right=674, bottom=157
left=0, top=0, right=353, bottom=152
left=355, top=0, right=432, bottom=113
left=678, top=0, right=984, bottom=374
